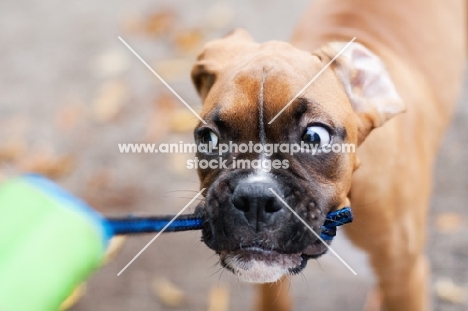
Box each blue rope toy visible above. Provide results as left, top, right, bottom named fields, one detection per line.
left=105, top=207, right=353, bottom=241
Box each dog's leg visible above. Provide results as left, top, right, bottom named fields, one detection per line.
left=347, top=211, right=430, bottom=310
left=369, top=246, right=429, bottom=311
left=256, top=276, right=292, bottom=311
left=346, top=165, right=432, bottom=311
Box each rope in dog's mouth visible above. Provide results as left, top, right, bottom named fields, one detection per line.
left=105, top=207, right=353, bottom=241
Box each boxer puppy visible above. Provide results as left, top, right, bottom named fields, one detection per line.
left=191, top=1, right=467, bottom=310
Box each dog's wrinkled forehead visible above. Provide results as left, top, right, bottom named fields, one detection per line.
left=202, top=49, right=355, bottom=140
left=193, top=29, right=405, bottom=145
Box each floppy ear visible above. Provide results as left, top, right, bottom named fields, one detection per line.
left=191, top=28, right=255, bottom=101
left=319, top=42, right=406, bottom=144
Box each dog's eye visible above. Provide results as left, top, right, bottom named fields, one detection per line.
left=200, top=129, right=219, bottom=148
left=302, top=126, right=331, bottom=147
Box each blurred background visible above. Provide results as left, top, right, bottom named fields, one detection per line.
left=1, top=0, right=467, bottom=310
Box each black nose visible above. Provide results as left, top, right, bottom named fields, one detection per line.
left=231, top=181, right=283, bottom=230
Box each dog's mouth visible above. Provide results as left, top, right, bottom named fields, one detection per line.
left=219, top=241, right=328, bottom=283
left=197, top=171, right=337, bottom=283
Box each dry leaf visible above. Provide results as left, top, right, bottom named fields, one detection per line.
left=102, top=235, right=127, bottom=265
left=172, top=28, right=204, bottom=53
left=17, top=151, right=75, bottom=179
left=169, top=108, right=200, bottom=133
left=435, top=212, right=464, bottom=233
left=208, top=284, right=230, bottom=311
left=120, top=13, right=143, bottom=34
left=156, top=92, right=178, bottom=111
left=142, top=9, right=176, bottom=37
left=0, top=139, right=27, bottom=163
left=152, top=277, right=186, bottom=308
left=435, top=278, right=467, bottom=304
left=56, top=103, right=84, bottom=132
left=86, top=168, right=113, bottom=191
left=144, top=92, right=178, bottom=142
left=83, top=185, right=139, bottom=213
left=92, top=80, right=129, bottom=123
left=60, top=283, right=86, bottom=311
left=153, top=58, right=193, bottom=82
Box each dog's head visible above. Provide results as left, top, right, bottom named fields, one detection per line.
left=191, top=29, right=404, bottom=283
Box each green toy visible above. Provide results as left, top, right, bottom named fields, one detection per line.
left=0, top=174, right=110, bottom=311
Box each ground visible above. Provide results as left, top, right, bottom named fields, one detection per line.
left=1, top=0, right=467, bottom=310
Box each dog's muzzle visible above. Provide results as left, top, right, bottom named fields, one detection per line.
left=197, top=172, right=353, bottom=283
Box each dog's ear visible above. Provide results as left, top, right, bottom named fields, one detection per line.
left=191, top=28, right=255, bottom=101
left=319, top=42, right=406, bottom=144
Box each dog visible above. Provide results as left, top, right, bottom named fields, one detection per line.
left=190, top=0, right=467, bottom=310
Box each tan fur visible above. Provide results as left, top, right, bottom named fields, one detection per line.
left=291, top=1, right=466, bottom=310
left=255, top=276, right=292, bottom=311
left=192, top=1, right=467, bottom=310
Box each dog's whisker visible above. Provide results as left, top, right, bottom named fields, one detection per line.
left=206, top=266, right=224, bottom=280
left=158, top=190, right=204, bottom=197
left=315, top=258, right=325, bottom=273
left=236, top=276, right=244, bottom=299
left=270, top=279, right=285, bottom=306
left=289, top=275, right=299, bottom=296
left=208, top=257, right=220, bottom=269
left=301, top=272, right=309, bottom=290
left=218, top=267, right=226, bottom=287
left=163, top=189, right=200, bottom=192
left=158, top=194, right=204, bottom=200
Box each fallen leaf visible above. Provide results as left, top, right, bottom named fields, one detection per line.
left=120, top=13, right=143, bottom=34
left=59, top=283, right=86, bottom=311
left=141, top=9, right=176, bottom=37
left=153, top=58, right=193, bottom=82
left=435, top=278, right=467, bottom=304
left=156, top=92, right=178, bottom=111
left=143, top=92, right=178, bottom=142
left=0, top=139, right=28, bottom=163
left=172, top=28, right=204, bottom=53
left=102, top=235, right=126, bottom=265
left=86, top=168, right=113, bottom=191
left=435, top=212, right=464, bottom=233
left=56, top=103, right=84, bottom=132
left=83, top=185, right=139, bottom=213
left=17, top=150, right=75, bottom=179
left=169, top=108, right=199, bottom=133
left=92, top=80, right=129, bottom=123
left=152, top=277, right=186, bottom=308
left=208, top=284, right=230, bottom=311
